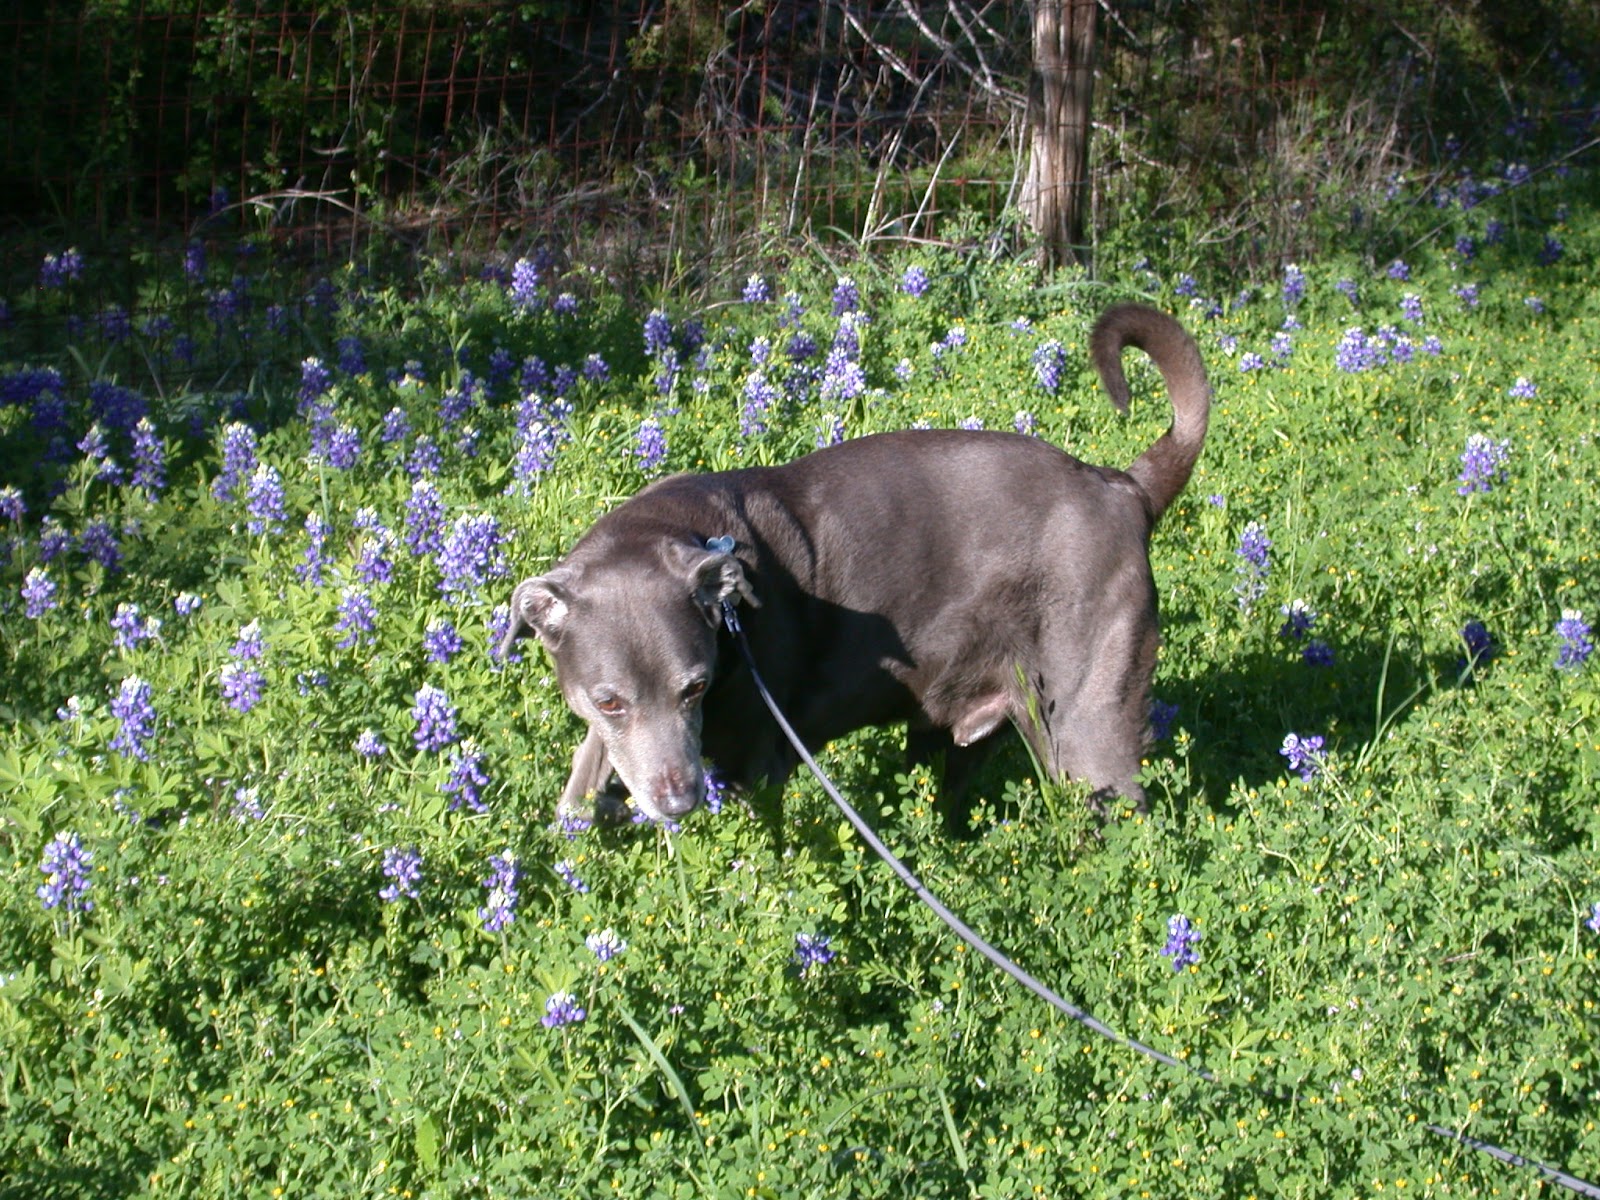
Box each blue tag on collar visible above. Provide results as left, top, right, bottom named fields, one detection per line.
left=706, top=535, right=736, bottom=555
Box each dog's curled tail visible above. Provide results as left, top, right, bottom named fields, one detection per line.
left=1090, top=304, right=1211, bottom=523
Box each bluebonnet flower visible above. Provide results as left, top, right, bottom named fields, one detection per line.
left=1334, top=278, right=1359, bottom=307
left=510, top=421, right=563, bottom=492
left=1386, top=259, right=1410, bottom=281
left=298, top=357, right=333, bottom=407
left=581, top=353, right=609, bottom=383
left=1174, top=273, right=1199, bottom=297
left=479, top=851, right=520, bottom=933
left=325, top=423, right=361, bottom=470
left=1239, top=352, right=1268, bottom=373
left=79, top=519, right=123, bottom=573
left=438, top=372, right=483, bottom=427
left=337, top=336, right=367, bottom=375
left=831, top=276, right=860, bottom=316
left=816, top=413, right=845, bottom=448
left=1234, top=521, right=1271, bottom=612
left=111, top=603, right=160, bottom=652
left=1033, top=340, right=1068, bottom=393
left=131, top=418, right=165, bottom=496
left=1457, top=433, right=1510, bottom=495
left=334, top=586, right=379, bottom=648
left=1278, top=599, right=1317, bottom=640
left=379, top=846, right=423, bottom=903
left=40, top=247, right=85, bottom=288
left=97, top=305, right=133, bottom=344
left=957, top=416, right=984, bottom=431
left=436, top=512, right=509, bottom=599
left=212, top=425, right=259, bottom=499
left=22, top=567, right=57, bottom=618
left=1159, top=914, right=1201, bottom=971
left=1508, top=376, right=1538, bottom=400
left=412, top=684, right=459, bottom=752
left=423, top=617, right=464, bottom=664
left=741, top=373, right=777, bottom=438
left=219, top=662, right=265, bottom=712
left=354, top=729, right=388, bottom=758
left=586, top=928, right=627, bottom=962
left=232, top=620, right=266, bottom=660
left=820, top=357, right=866, bottom=405
left=1459, top=620, right=1496, bottom=674
left=296, top=512, right=331, bottom=586
left=174, top=592, right=202, bottom=618
left=555, top=858, right=590, bottom=894
left=901, top=265, right=929, bottom=297
left=1302, top=640, right=1335, bottom=667
left=442, top=740, right=491, bottom=813
left=406, top=434, right=443, bottom=479
left=231, top=786, right=265, bottom=823
left=1586, top=902, right=1600, bottom=935
left=404, top=479, right=447, bottom=558
left=635, top=417, right=668, bottom=473
left=212, top=426, right=260, bottom=493
left=1014, top=410, right=1038, bottom=436
left=643, top=309, right=673, bottom=358
left=541, top=991, right=586, bottom=1028
left=703, top=766, right=728, bottom=815
left=786, top=330, right=818, bottom=363
left=1537, top=235, right=1564, bottom=266
left=1555, top=610, right=1592, bottom=672
left=354, top=533, right=394, bottom=586
left=245, top=463, right=286, bottom=535
left=1334, top=327, right=1387, bottom=373
left=37, top=832, right=94, bottom=914
left=553, top=293, right=579, bottom=317
left=742, top=274, right=771, bottom=303
left=509, top=258, right=542, bottom=310
left=79, top=424, right=123, bottom=484
left=488, top=604, right=519, bottom=664
left=1400, top=293, right=1424, bottom=323
left=1524, top=295, right=1545, bottom=315
left=1282, top=263, right=1305, bottom=306
left=793, top=932, right=835, bottom=976
left=1149, top=699, right=1179, bottom=741
left=0, top=486, right=23, bottom=523
left=381, top=407, right=412, bottom=444
left=1280, top=732, right=1325, bottom=782
left=110, top=675, right=157, bottom=759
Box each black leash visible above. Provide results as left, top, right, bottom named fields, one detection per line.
left=719, top=597, right=1600, bottom=1197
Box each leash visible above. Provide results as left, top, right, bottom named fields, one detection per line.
left=717, top=596, right=1600, bottom=1197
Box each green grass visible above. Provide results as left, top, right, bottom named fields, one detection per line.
left=1, top=156, right=1598, bottom=1199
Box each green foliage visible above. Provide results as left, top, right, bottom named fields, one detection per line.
left=1, top=141, right=1599, bottom=1198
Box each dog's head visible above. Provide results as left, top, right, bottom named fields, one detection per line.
left=500, top=537, right=758, bottom=821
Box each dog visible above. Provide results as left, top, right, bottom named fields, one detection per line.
left=499, top=303, right=1209, bottom=833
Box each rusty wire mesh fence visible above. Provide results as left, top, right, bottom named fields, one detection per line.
left=2, top=1, right=1594, bottom=324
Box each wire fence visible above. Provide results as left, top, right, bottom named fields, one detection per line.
left=2, top=1, right=1593, bottom=310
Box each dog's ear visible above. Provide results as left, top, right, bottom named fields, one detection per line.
left=673, top=540, right=760, bottom=629
left=501, top=572, right=575, bottom=656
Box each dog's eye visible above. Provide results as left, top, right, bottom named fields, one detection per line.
left=594, top=695, right=625, bottom=718
left=681, top=680, right=708, bottom=706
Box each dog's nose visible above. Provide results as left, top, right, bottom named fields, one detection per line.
left=652, top=767, right=703, bottom=818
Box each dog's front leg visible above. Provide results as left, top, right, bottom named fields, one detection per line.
left=557, top=726, right=626, bottom=824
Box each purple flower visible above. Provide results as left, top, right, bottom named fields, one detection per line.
left=581, top=354, right=609, bottom=383
left=1278, top=599, right=1317, bottom=641
left=1238, top=352, right=1268, bottom=372
left=442, top=740, right=491, bottom=813
left=1334, top=278, right=1360, bottom=307
left=381, top=407, right=412, bottom=444
left=1234, top=521, right=1271, bottom=612
left=509, top=258, right=542, bottom=310
left=479, top=851, right=520, bottom=933
left=793, top=932, right=835, bottom=976
left=354, top=533, right=394, bottom=586
left=831, top=276, right=860, bottom=316
left=406, top=434, right=443, bottom=479
left=379, top=846, right=423, bottom=903
left=586, top=928, right=627, bottom=962
left=1033, top=340, right=1068, bottom=393
left=1537, top=235, right=1564, bottom=266
left=423, top=617, right=464, bottom=664
left=325, top=423, right=362, bottom=470
left=742, top=274, right=771, bottom=303
left=1280, top=732, right=1325, bottom=782
left=0, top=486, right=23, bottom=523
left=541, top=991, right=586, bottom=1028
left=334, top=586, right=379, bottom=648
left=1159, top=914, right=1201, bottom=971
left=245, top=463, right=286, bottom=535
left=1302, top=639, right=1336, bottom=667
left=741, top=373, right=777, bottom=438
left=816, top=413, right=846, bottom=448
left=110, top=675, right=157, bottom=760
left=79, top=519, right=123, bottom=573
left=1386, top=259, right=1411, bottom=281
left=231, top=620, right=266, bottom=660
left=1586, top=902, right=1600, bottom=935
left=213, top=426, right=259, bottom=490
left=37, top=832, right=94, bottom=914
left=1508, top=376, right=1538, bottom=400
left=1555, top=610, right=1592, bottom=672
left=1457, top=433, right=1510, bottom=495
left=436, top=512, right=509, bottom=599
left=111, top=603, right=160, bottom=652
left=131, top=418, right=165, bottom=496
left=643, top=309, right=673, bottom=358
left=39, top=247, right=85, bottom=288
left=231, top=786, right=265, bottom=823
left=354, top=729, right=388, bottom=758
left=1282, top=263, right=1305, bottom=306
left=1459, top=620, right=1496, bottom=673
left=1400, top=293, right=1424, bottom=324
left=298, top=357, right=333, bottom=406
left=1149, top=699, right=1179, bottom=741
left=1013, top=410, right=1038, bottom=436
left=174, top=592, right=203, bottom=618
left=403, top=480, right=447, bottom=558
left=219, top=662, right=266, bottom=712
left=635, top=417, right=668, bottom=473
left=22, top=567, right=57, bottom=618
left=1334, top=327, right=1387, bottom=373
left=900, top=265, right=929, bottom=297
left=296, top=512, right=331, bottom=586
left=412, top=684, right=459, bottom=752
left=337, top=336, right=367, bottom=375
left=555, top=858, right=590, bottom=894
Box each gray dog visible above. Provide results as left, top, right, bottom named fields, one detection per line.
left=500, top=303, right=1209, bottom=832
